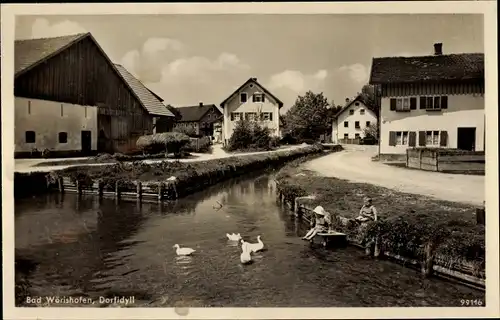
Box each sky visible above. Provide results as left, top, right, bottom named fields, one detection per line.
left=15, top=14, right=483, bottom=113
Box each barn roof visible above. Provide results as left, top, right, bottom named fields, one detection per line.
left=14, top=33, right=174, bottom=117
left=369, top=53, right=484, bottom=84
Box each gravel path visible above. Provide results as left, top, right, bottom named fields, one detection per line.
left=303, top=145, right=484, bottom=206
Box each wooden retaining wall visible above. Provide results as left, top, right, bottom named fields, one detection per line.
left=276, top=188, right=485, bottom=291
left=406, top=148, right=485, bottom=174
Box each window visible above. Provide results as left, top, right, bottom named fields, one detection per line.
left=207, top=114, right=211, bottom=120
left=252, top=93, right=265, bottom=103
left=245, top=112, right=257, bottom=121
left=366, top=121, right=371, bottom=127
left=360, top=109, right=365, bottom=115
left=426, top=131, right=440, bottom=146
left=355, top=121, right=360, bottom=128
left=28, top=100, right=31, bottom=115
left=262, top=112, right=272, bottom=121
left=349, top=109, right=354, bottom=115
left=25, top=131, right=35, bottom=143
left=58, top=132, right=68, bottom=143
left=420, top=96, right=448, bottom=110
left=355, top=102, right=360, bottom=106
left=344, top=133, right=349, bottom=139
left=344, top=121, right=348, bottom=128
left=240, top=93, right=247, bottom=103
left=390, top=97, right=417, bottom=111
left=231, top=112, right=241, bottom=121
left=395, top=131, right=409, bottom=145
left=355, top=133, right=360, bottom=139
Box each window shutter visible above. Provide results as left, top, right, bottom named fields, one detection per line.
left=434, top=96, right=441, bottom=109
left=252, top=95, right=256, bottom=102
left=409, top=131, right=416, bottom=147
left=231, top=113, right=234, bottom=121
left=390, top=99, right=397, bottom=111
left=262, top=94, right=265, bottom=102
left=410, top=97, right=417, bottom=110
left=419, top=97, right=426, bottom=109
left=418, top=131, right=426, bottom=146
left=269, top=112, right=273, bottom=121
left=388, top=131, right=396, bottom=146
left=440, top=131, right=448, bottom=147
left=441, top=96, right=448, bottom=109
left=427, top=97, right=433, bottom=109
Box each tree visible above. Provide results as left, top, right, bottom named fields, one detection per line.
left=363, top=123, right=379, bottom=140
left=173, top=125, right=198, bottom=137
left=359, top=84, right=381, bottom=118
left=283, top=91, right=331, bottom=142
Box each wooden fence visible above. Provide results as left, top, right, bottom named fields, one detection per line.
left=338, top=138, right=361, bottom=145
left=406, top=148, right=485, bottom=174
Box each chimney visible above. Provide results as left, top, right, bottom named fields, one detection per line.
left=199, top=102, right=203, bottom=107
left=251, top=77, right=257, bottom=81
left=434, top=43, right=443, bottom=55
left=345, top=98, right=350, bottom=103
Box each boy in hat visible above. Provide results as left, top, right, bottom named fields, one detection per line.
left=302, top=205, right=331, bottom=241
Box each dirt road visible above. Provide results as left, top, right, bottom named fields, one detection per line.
left=303, top=145, right=484, bottom=206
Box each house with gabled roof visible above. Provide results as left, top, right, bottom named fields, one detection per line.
left=220, top=77, right=283, bottom=144
left=331, top=94, right=378, bottom=144
left=369, top=43, right=485, bottom=161
left=173, top=102, right=223, bottom=141
left=14, top=32, right=175, bottom=157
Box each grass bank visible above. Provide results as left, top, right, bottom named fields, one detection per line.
left=16, top=145, right=342, bottom=200
left=275, top=163, right=485, bottom=284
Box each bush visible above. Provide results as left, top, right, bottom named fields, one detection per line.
left=173, top=125, right=198, bottom=138
left=226, top=119, right=273, bottom=152
left=136, top=132, right=190, bottom=157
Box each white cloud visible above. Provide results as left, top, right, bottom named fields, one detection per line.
left=268, top=69, right=329, bottom=93
left=31, top=18, right=87, bottom=39
left=338, top=63, right=369, bottom=84
left=142, top=37, right=184, bottom=54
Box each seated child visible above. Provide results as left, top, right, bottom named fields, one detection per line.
left=354, top=197, right=378, bottom=223
left=302, top=206, right=331, bottom=241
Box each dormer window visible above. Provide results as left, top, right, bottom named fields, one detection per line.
left=349, top=109, right=354, bottom=115
left=240, top=93, right=248, bottom=103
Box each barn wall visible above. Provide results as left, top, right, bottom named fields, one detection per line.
left=15, top=36, right=154, bottom=153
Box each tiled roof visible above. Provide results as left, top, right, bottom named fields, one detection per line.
left=369, top=53, right=484, bottom=84
left=174, top=104, right=221, bottom=122
left=114, top=64, right=175, bottom=117
left=220, top=77, right=284, bottom=108
left=15, top=33, right=88, bottom=76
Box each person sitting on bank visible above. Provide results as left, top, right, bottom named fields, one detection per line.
left=354, top=197, right=378, bottom=223
left=302, top=205, right=331, bottom=241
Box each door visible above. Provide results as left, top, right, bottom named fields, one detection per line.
left=81, top=131, right=92, bottom=154
left=457, top=127, right=476, bottom=151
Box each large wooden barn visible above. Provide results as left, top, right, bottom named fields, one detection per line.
left=14, top=32, right=175, bottom=156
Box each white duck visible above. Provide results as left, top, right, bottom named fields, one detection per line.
left=173, top=244, right=196, bottom=256
left=245, top=235, right=264, bottom=253
left=226, top=233, right=242, bottom=241
left=240, top=242, right=252, bottom=264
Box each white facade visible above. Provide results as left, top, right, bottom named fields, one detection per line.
left=332, top=100, right=377, bottom=143
left=15, top=97, right=98, bottom=154
left=380, top=92, right=484, bottom=155
left=222, top=80, right=281, bottom=142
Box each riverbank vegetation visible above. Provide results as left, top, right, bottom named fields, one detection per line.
left=225, top=118, right=279, bottom=152
left=275, top=164, right=485, bottom=279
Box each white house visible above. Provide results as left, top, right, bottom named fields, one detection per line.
left=220, top=77, right=283, bottom=144
left=332, top=95, right=378, bottom=144
left=369, top=43, right=484, bottom=161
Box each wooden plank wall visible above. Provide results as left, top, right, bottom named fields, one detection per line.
left=382, top=80, right=484, bottom=97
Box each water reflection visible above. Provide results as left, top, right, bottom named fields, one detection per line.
left=15, top=172, right=484, bottom=307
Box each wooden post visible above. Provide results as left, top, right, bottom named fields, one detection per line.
left=294, top=199, right=302, bottom=217
left=115, top=181, right=121, bottom=199
left=76, top=180, right=83, bottom=195
left=136, top=182, right=142, bottom=200
left=422, top=242, right=435, bottom=277
left=476, top=207, right=485, bottom=225
left=98, top=180, right=104, bottom=199
left=373, top=237, right=381, bottom=258
left=58, top=177, right=64, bottom=193
left=158, top=183, right=164, bottom=201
